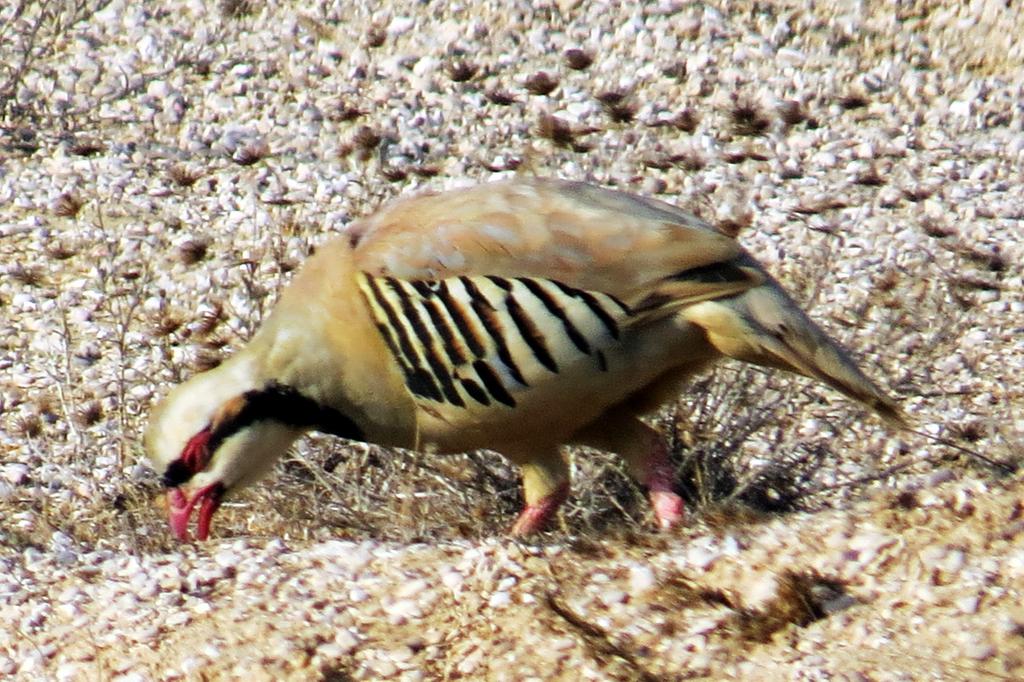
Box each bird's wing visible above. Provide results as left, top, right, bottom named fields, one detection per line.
left=349, top=177, right=761, bottom=311
left=344, top=178, right=769, bottom=448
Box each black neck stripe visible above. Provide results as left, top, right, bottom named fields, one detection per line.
left=234, top=382, right=365, bottom=440
left=206, top=384, right=364, bottom=462
left=164, top=384, right=363, bottom=488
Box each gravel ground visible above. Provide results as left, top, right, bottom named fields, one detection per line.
left=1, top=1, right=1023, bottom=679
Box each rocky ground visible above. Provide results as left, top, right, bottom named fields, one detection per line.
left=1, top=1, right=1022, bottom=679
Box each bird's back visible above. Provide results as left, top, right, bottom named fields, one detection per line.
left=332, top=178, right=771, bottom=452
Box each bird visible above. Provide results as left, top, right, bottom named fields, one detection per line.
left=145, top=177, right=902, bottom=541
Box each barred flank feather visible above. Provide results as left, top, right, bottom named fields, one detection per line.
left=358, top=273, right=627, bottom=412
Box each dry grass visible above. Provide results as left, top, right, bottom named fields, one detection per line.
left=1, top=1, right=104, bottom=119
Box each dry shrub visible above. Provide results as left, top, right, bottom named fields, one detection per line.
left=726, top=570, right=856, bottom=643
left=1, top=1, right=112, bottom=119
left=248, top=439, right=523, bottom=542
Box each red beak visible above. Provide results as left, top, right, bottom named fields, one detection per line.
left=167, top=483, right=224, bottom=541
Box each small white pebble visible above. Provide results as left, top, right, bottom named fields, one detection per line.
left=743, top=574, right=779, bottom=609
left=552, top=637, right=576, bottom=650
left=387, top=16, right=415, bottom=35
left=213, top=550, right=238, bottom=568
left=628, top=565, right=656, bottom=594
left=179, top=656, right=205, bottom=674
left=685, top=544, right=721, bottom=570
left=1, top=463, right=29, bottom=485
left=56, top=662, right=83, bottom=682
left=396, top=578, right=429, bottom=599
left=165, top=612, right=190, bottom=628
left=370, top=658, right=398, bottom=677
left=317, top=642, right=346, bottom=659
left=386, top=599, right=421, bottom=625
left=456, top=648, right=483, bottom=675
left=956, top=595, right=980, bottom=614
left=963, top=638, right=996, bottom=661
left=496, top=576, right=516, bottom=591
left=776, top=48, right=806, bottom=66
left=487, top=592, right=511, bottom=609
left=113, top=673, right=147, bottom=682
left=598, top=589, right=627, bottom=607
left=441, top=570, right=463, bottom=590
left=334, top=629, right=360, bottom=654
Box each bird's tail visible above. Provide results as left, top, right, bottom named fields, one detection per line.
left=683, top=265, right=904, bottom=426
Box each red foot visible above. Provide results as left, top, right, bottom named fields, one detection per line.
left=510, top=483, right=570, bottom=536
left=649, top=489, right=685, bottom=529
left=644, top=447, right=684, bottom=530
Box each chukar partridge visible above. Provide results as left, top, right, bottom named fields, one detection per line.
left=146, top=177, right=901, bottom=540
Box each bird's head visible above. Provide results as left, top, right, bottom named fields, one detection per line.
left=144, top=361, right=318, bottom=542
left=144, top=239, right=418, bottom=542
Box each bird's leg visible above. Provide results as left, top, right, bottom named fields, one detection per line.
left=510, top=452, right=570, bottom=535
left=638, top=435, right=685, bottom=529
left=574, top=413, right=684, bottom=530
